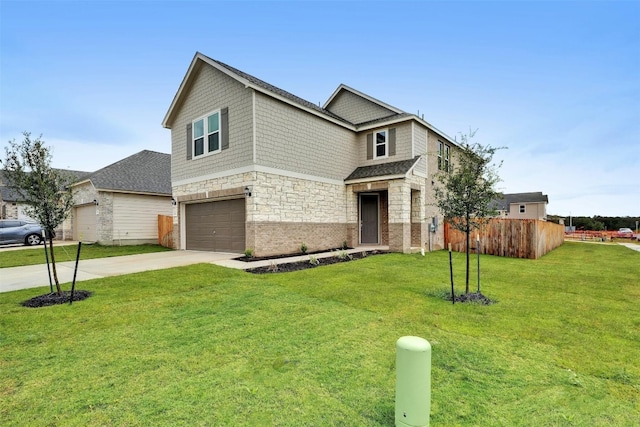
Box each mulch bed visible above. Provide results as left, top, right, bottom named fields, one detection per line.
left=448, top=291, right=495, bottom=305
left=236, top=247, right=352, bottom=263
left=22, top=290, right=92, bottom=308
left=247, top=250, right=386, bottom=274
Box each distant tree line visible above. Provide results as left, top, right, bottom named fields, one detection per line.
left=547, top=215, right=639, bottom=231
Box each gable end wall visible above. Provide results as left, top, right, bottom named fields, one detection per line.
left=170, top=65, right=254, bottom=183
left=326, top=90, right=396, bottom=124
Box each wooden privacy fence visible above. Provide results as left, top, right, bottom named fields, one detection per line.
left=158, top=215, right=175, bottom=249
left=445, top=219, right=564, bottom=259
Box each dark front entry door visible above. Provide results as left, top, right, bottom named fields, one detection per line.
left=360, top=194, right=379, bottom=244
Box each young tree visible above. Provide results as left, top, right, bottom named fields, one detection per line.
left=434, top=130, right=503, bottom=294
left=2, top=132, right=77, bottom=294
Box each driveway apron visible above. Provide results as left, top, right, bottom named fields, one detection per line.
left=0, top=251, right=238, bottom=293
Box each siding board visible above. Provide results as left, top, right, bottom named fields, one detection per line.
left=113, top=194, right=173, bottom=243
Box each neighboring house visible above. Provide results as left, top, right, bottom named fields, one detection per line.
left=72, top=150, right=172, bottom=245
left=492, top=192, right=549, bottom=220
left=163, top=52, right=461, bottom=256
left=1, top=169, right=89, bottom=239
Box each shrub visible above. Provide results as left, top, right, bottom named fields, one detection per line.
left=244, top=248, right=254, bottom=258
left=308, top=255, right=319, bottom=266
left=300, top=242, right=308, bottom=254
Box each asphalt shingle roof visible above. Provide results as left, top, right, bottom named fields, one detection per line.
left=204, top=54, right=356, bottom=125
left=1, top=169, right=89, bottom=202
left=80, top=150, right=171, bottom=195
left=492, top=192, right=549, bottom=210
left=345, top=157, right=421, bottom=181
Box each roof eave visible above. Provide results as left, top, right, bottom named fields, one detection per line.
left=163, top=52, right=356, bottom=131
left=345, top=173, right=408, bottom=185
left=323, top=84, right=404, bottom=114
left=357, top=115, right=458, bottom=146
left=93, top=188, right=172, bottom=197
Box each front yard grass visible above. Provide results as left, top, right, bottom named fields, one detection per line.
left=0, top=242, right=638, bottom=425
left=0, top=243, right=172, bottom=268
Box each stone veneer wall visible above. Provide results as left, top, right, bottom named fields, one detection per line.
left=247, top=171, right=348, bottom=256
left=173, top=170, right=350, bottom=256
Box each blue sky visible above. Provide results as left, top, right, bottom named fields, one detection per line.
left=1, top=0, right=638, bottom=217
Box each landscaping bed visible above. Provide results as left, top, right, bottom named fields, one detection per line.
left=22, top=290, right=92, bottom=307
left=246, top=250, right=387, bottom=273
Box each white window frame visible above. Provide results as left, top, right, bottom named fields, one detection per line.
left=374, top=129, right=388, bottom=159
left=438, top=141, right=443, bottom=170
left=192, top=109, right=221, bottom=159
left=519, top=204, right=526, bottom=214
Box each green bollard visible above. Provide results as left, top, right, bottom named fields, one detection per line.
left=395, top=336, right=431, bottom=427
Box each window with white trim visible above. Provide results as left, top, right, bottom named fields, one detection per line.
left=519, top=204, right=526, bottom=213
left=374, top=129, right=388, bottom=159
left=438, top=142, right=443, bottom=170
left=192, top=110, right=221, bottom=157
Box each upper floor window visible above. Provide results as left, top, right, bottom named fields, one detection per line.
left=366, top=128, right=395, bottom=160
left=519, top=204, right=526, bottom=213
left=193, top=110, right=220, bottom=157
left=438, top=141, right=450, bottom=172
left=444, top=145, right=450, bottom=172
left=375, top=129, right=388, bottom=159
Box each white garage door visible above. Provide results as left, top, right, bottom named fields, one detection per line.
left=74, top=205, right=97, bottom=242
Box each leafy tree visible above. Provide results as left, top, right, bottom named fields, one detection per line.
left=434, top=130, right=503, bottom=294
left=2, top=132, right=77, bottom=294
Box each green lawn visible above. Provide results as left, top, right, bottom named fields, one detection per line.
left=1, top=242, right=638, bottom=426
left=0, top=243, right=172, bottom=268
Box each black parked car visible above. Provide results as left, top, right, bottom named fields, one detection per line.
left=0, top=220, right=44, bottom=246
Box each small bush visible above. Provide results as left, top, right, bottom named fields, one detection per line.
left=300, top=242, right=308, bottom=254
left=244, top=248, right=254, bottom=258
left=335, top=250, right=352, bottom=261
left=308, top=255, right=319, bottom=266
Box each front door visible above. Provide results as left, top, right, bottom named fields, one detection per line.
left=360, top=194, right=379, bottom=244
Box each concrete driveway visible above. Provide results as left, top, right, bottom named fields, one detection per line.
left=0, top=250, right=240, bottom=293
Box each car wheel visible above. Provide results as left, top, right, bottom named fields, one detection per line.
left=25, top=234, right=42, bottom=246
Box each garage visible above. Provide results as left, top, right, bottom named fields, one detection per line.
left=74, top=205, right=97, bottom=242
left=185, top=199, right=245, bottom=252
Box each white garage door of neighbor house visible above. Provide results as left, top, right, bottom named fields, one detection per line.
left=185, top=199, right=245, bottom=253
left=74, top=205, right=97, bottom=242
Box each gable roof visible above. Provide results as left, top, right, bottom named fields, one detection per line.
left=1, top=169, right=89, bottom=203
left=492, top=192, right=549, bottom=210
left=74, top=150, right=171, bottom=195
left=324, top=84, right=404, bottom=115
left=162, top=52, right=459, bottom=146
left=345, top=157, right=421, bottom=183
left=163, top=52, right=352, bottom=129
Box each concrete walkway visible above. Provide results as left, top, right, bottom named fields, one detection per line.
left=618, top=242, right=640, bottom=253
left=0, top=246, right=386, bottom=293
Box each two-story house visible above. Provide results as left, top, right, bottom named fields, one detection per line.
left=163, top=52, right=459, bottom=256
left=492, top=192, right=549, bottom=220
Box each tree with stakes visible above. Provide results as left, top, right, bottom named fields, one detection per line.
left=434, top=129, right=503, bottom=295
left=2, top=132, right=77, bottom=295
